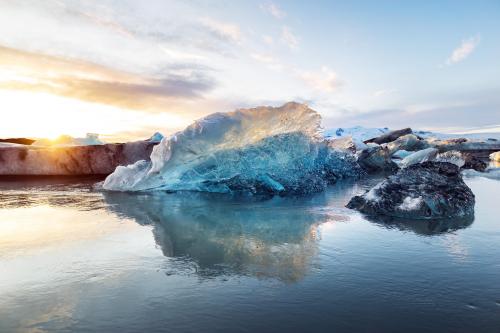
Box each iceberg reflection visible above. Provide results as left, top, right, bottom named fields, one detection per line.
left=103, top=191, right=345, bottom=282
left=364, top=214, right=474, bottom=235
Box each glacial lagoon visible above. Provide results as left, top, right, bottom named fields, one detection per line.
left=1, top=175, right=499, bottom=332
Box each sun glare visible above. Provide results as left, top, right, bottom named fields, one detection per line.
left=0, top=89, right=190, bottom=141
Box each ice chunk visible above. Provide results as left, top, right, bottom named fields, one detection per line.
left=462, top=167, right=500, bottom=180
left=400, top=148, right=438, bottom=168
left=148, top=132, right=164, bottom=143
left=392, top=150, right=412, bottom=160
left=435, top=151, right=465, bottom=168
left=103, top=102, right=362, bottom=194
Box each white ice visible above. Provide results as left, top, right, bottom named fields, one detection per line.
left=400, top=148, right=439, bottom=168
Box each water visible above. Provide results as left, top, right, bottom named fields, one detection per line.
left=0, top=175, right=499, bottom=332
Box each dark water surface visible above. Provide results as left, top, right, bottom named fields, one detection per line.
left=0, top=175, right=499, bottom=332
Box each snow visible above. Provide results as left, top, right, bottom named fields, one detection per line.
left=324, top=126, right=388, bottom=149
left=33, top=133, right=104, bottom=146
left=103, top=102, right=361, bottom=194
left=324, top=126, right=389, bottom=141
left=398, top=196, right=423, bottom=211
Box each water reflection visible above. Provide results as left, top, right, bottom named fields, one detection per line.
left=364, top=214, right=474, bottom=235
left=103, top=191, right=348, bottom=282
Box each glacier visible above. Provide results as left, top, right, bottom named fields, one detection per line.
left=103, top=102, right=363, bottom=195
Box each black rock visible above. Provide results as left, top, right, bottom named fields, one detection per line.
left=0, top=138, right=35, bottom=145
left=357, top=146, right=398, bottom=172
left=364, top=128, right=412, bottom=145
left=346, top=161, right=475, bottom=219
left=462, top=153, right=487, bottom=172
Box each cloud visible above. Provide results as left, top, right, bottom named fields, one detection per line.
left=297, top=67, right=342, bottom=93
left=199, top=17, right=242, bottom=44
left=0, top=45, right=216, bottom=112
left=250, top=53, right=284, bottom=71
left=281, top=26, right=299, bottom=50
left=260, top=3, right=286, bottom=19
left=373, top=89, right=397, bottom=97
left=445, top=35, right=480, bottom=65
left=262, top=34, right=274, bottom=45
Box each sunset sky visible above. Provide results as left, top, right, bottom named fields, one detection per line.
left=1, top=0, right=499, bottom=141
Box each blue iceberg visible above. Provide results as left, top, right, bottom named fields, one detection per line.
left=103, top=102, right=363, bottom=195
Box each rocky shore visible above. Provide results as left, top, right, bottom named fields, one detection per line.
left=0, top=140, right=157, bottom=175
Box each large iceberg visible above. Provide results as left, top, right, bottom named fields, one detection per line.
left=103, top=102, right=362, bottom=195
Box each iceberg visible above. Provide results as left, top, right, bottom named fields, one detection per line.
left=103, top=102, right=363, bottom=195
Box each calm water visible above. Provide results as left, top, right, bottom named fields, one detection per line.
left=0, top=175, right=499, bottom=333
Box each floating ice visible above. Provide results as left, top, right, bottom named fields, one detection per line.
left=148, top=132, right=164, bottom=143
left=435, top=151, right=465, bottom=168
left=103, top=102, right=362, bottom=194
left=400, top=148, right=438, bottom=168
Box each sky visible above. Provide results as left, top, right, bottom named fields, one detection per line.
left=0, top=0, right=499, bottom=141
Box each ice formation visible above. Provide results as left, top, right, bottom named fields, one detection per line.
left=435, top=151, right=465, bottom=168
left=400, top=148, right=438, bottom=168
left=148, top=132, right=164, bottom=143
left=103, top=102, right=362, bottom=194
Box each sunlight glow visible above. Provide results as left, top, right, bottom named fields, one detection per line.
left=0, top=89, right=190, bottom=141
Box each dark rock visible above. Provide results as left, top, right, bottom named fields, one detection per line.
left=346, top=161, right=475, bottom=219
left=385, top=134, right=427, bottom=155
left=364, top=128, right=412, bottom=144
left=462, top=153, right=487, bottom=172
left=357, top=146, right=398, bottom=172
left=0, top=138, right=35, bottom=145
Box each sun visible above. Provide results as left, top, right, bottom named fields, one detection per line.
left=0, top=89, right=189, bottom=141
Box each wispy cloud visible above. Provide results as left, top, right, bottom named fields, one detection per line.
left=0, top=46, right=216, bottom=112
left=262, top=34, right=274, bottom=45
left=281, top=26, right=299, bottom=50
left=260, top=3, right=286, bottom=19
left=199, top=17, right=242, bottom=44
left=445, top=35, right=480, bottom=66
left=251, top=53, right=284, bottom=71
left=297, top=67, right=342, bottom=93
left=373, top=89, right=397, bottom=97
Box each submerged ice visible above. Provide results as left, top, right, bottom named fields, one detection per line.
left=103, top=102, right=362, bottom=195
